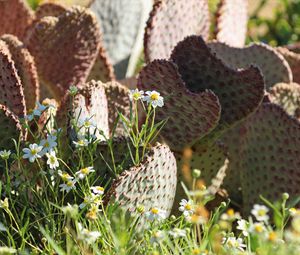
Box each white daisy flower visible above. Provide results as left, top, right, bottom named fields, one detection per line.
left=251, top=204, right=269, bottom=222
left=179, top=199, right=194, bottom=217
left=249, top=222, right=266, bottom=234
left=40, top=135, right=57, bottom=155
left=79, top=195, right=94, bottom=209
left=145, top=207, right=166, bottom=221
left=73, top=138, right=89, bottom=148
left=237, top=219, right=249, bottom=237
left=79, top=117, right=96, bottom=129
left=0, top=150, right=11, bottom=160
left=143, top=90, right=164, bottom=108
left=90, top=186, right=104, bottom=195
left=58, top=170, right=74, bottom=182
left=128, top=89, right=144, bottom=101
left=59, top=180, right=76, bottom=193
left=168, top=228, right=186, bottom=238
left=220, top=208, right=241, bottom=221
left=78, top=223, right=101, bottom=244
left=46, top=151, right=59, bottom=170
left=75, top=167, right=95, bottom=180
left=222, top=236, right=246, bottom=251
left=150, top=230, right=165, bottom=244
left=22, top=143, right=43, bottom=163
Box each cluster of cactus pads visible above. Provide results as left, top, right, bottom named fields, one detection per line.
left=1, top=0, right=300, bottom=217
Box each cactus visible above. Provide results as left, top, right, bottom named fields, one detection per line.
left=215, top=0, right=248, bottom=47
left=90, top=0, right=152, bottom=79
left=105, top=143, right=177, bottom=217
left=277, top=47, right=300, bottom=84
left=144, top=0, right=210, bottom=62
left=269, top=82, right=300, bottom=118
left=208, top=42, right=292, bottom=89
left=240, top=103, right=300, bottom=213
left=35, top=2, right=66, bottom=18
left=0, top=104, right=24, bottom=150
left=38, top=0, right=94, bottom=7
left=0, top=0, right=34, bottom=40
left=24, top=6, right=101, bottom=100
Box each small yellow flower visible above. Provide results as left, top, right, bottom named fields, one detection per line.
left=268, top=231, right=277, bottom=242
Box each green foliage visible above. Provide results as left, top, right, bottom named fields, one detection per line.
left=248, top=0, right=300, bottom=46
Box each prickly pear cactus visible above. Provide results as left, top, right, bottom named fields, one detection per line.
left=269, top=82, right=300, bottom=118
left=39, top=0, right=94, bottom=7
left=277, top=47, right=300, bottom=84
left=240, top=103, right=300, bottom=214
left=138, top=59, right=221, bottom=151
left=35, top=3, right=66, bottom=18
left=105, top=143, right=177, bottom=217
left=170, top=36, right=265, bottom=138
left=0, top=40, right=26, bottom=117
left=1, top=35, right=39, bottom=111
left=0, top=0, right=34, bottom=40
left=144, top=0, right=210, bottom=62
left=0, top=104, right=24, bottom=150
left=90, top=0, right=152, bottom=79
left=24, top=6, right=101, bottom=100
left=215, top=0, right=248, bottom=47
left=208, top=42, right=292, bottom=89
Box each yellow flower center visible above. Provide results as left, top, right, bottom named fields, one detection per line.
left=258, top=209, right=266, bottom=216
left=97, top=187, right=104, bottom=192
left=227, top=209, right=235, bottom=217
left=185, top=204, right=192, bottom=211
left=192, top=248, right=200, bottom=255
left=150, top=93, right=159, bottom=101
left=66, top=181, right=73, bottom=187
left=50, top=157, right=56, bottom=164
left=31, top=149, right=37, bottom=155
left=61, top=173, right=71, bottom=181
left=268, top=231, right=277, bottom=242
left=81, top=168, right=89, bottom=174
left=133, top=92, right=141, bottom=100
left=84, top=120, right=91, bottom=127
left=255, top=225, right=264, bottom=233
left=151, top=208, right=159, bottom=214
left=44, top=142, right=50, bottom=148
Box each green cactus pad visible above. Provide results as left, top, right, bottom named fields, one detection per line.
left=215, top=0, right=248, bottom=47
left=1, top=35, right=39, bottom=111
left=0, top=0, right=34, bottom=40
left=70, top=80, right=110, bottom=140
left=0, top=41, right=26, bottom=117
left=208, top=42, right=292, bottom=89
left=35, top=3, right=66, bottom=19
left=269, top=82, right=300, bottom=117
left=240, top=103, right=300, bottom=214
left=24, top=6, right=101, bottom=100
left=90, top=0, right=151, bottom=79
left=144, top=0, right=210, bottom=62
left=170, top=36, right=265, bottom=137
left=103, top=81, right=130, bottom=137
left=106, top=143, right=177, bottom=217
left=137, top=59, right=221, bottom=151
left=0, top=104, right=24, bottom=150
left=87, top=47, right=115, bottom=83
left=277, top=47, right=300, bottom=85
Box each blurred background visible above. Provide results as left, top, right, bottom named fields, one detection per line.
left=27, top=0, right=300, bottom=47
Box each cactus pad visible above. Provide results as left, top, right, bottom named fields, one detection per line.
left=0, top=0, right=34, bottom=40
left=208, top=42, right=292, bottom=89
left=88, top=47, right=115, bottom=83
left=277, top=47, right=300, bottom=84
left=1, top=35, right=39, bottom=111
left=138, top=59, right=221, bottom=151
left=171, top=36, right=265, bottom=137
left=0, top=41, right=26, bottom=117
left=90, top=0, right=151, bottom=79
left=39, top=0, right=94, bottom=7
left=35, top=3, right=67, bottom=19
left=70, top=80, right=109, bottom=139
left=24, top=7, right=101, bottom=100
left=144, top=0, right=210, bottom=62
left=106, top=143, right=177, bottom=217
left=0, top=104, right=24, bottom=150
left=240, top=103, right=300, bottom=213
left=269, top=82, right=300, bottom=117
left=102, top=81, right=130, bottom=137
left=215, top=0, right=248, bottom=47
